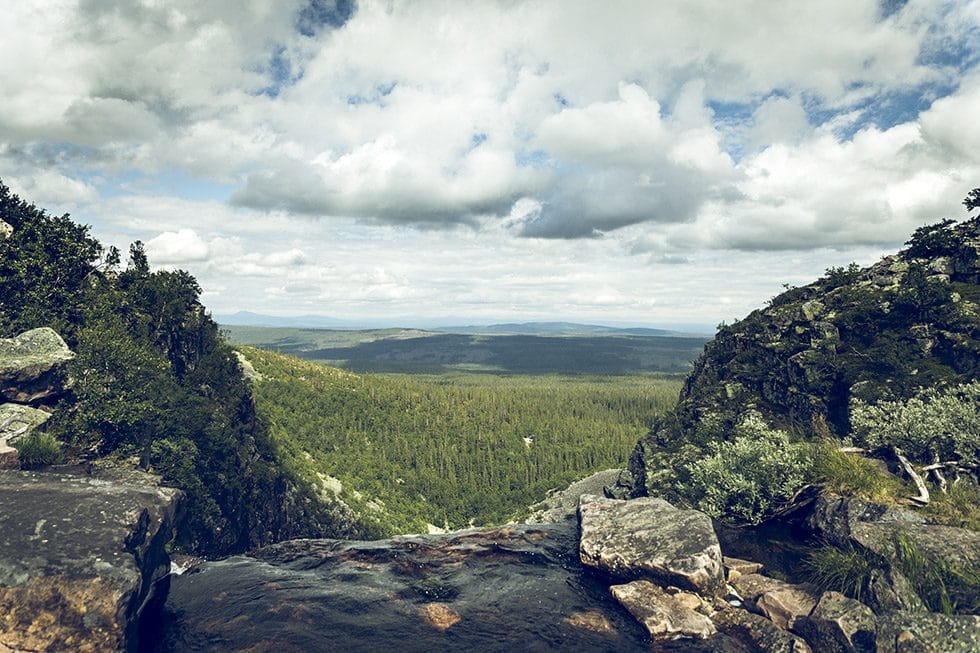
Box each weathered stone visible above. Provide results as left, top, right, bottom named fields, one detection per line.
left=163, top=521, right=653, bottom=651
left=866, top=567, right=927, bottom=615
left=610, top=580, right=716, bottom=640
left=0, top=220, right=11, bottom=238
left=929, top=256, right=953, bottom=274
left=755, top=585, right=819, bottom=631
left=0, top=328, right=74, bottom=403
left=525, top=469, right=622, bottom=523
left=724, top=556, right=763, bottom=579
left=800, top=300, right=825, bottom=321
left=795, top=591, right=876, bottom=653
left=578, top=494, right=725, bottom=596
left=0, top=403, right=51, bottom=445
left=233, top=350, right=264, bottom=382
left=0, top=469, right=181, bottom=652
left=876, top=611, right=980, bottom=653
left=0, top=442, right=17, bottom=469
left=712, top=607, right=813, bottom=653
left=732, top=573, right=790, bottom=603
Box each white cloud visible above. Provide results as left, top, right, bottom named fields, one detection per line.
left=146, top=228, right=210, bottom=263
left=2, top=0, right=978, bottom=324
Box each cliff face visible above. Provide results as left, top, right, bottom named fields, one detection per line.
left=621, top=216, right=980, bottom=497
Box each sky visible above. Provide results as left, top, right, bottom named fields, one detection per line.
left=2, top=0, right=979, bottom=330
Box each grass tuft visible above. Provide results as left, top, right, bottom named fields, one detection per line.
left=14, top=432, right=65, bottom=468
left=804, top=545, right=875, bottom=601
left=812, top=442, right=905, bottom=504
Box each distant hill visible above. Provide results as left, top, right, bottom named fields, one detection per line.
left=220, top=325, right=710, bottom=375
left=433, top=322, right=710, bottom=337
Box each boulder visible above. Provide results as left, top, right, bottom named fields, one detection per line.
left=609, top=580, right=716, bottom=640
left=0, top=403, right=51, bottom=445
left=712, top=607, right=813, bottom=653
left=578, top=494, right=725, bottom=596
left=724, top=555, right=763, bottom=582
left=795, top=591, right=877, bottom=653
left=0, top=328, right=75, bottom=403
left=876, top=611, right=980, bottom=653
left=0, top=469, right=181, bottom=652
left=0, top=220, right=11, bottom=238
left=526, top=469, right=622, bottom=523
left=730, top=573, right=819, bottom=630
left=865, top=568, right=927, bottom=615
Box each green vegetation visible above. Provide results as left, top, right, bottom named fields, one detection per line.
left=1, top=180, right=345, bottom=556
left=13, top=432, right=65, bottom=467
left=681, top=414, right=814, bottom=524
left=811, top=442, right=906, bottom=505
left=924, top=482, right=980, bottom=531
left=892, top=531, right=980, bottom=614
left=243, top=346, right=681, bottom=534
left=850, top=381, right=980, bottom=467
left=804, top=545, right=875, bottom=602
left=221, top=324, right=707, bottom=375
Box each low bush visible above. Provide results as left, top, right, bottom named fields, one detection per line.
left=683, top=414, right=813, bottom=524
left=15, top=432, right=65, bottom=467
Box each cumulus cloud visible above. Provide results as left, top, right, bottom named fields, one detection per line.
left=3, top=0, right=979, bottom=323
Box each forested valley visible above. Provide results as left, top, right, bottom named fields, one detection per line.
left=241, top=346, right=683, bottom=535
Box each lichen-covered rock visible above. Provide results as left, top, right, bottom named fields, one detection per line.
left=712, top=607, right=813, bottom=653
left=578, top=494, right=725, bottom=596
left=875, top=611, right=980, bottom=653
left=724, top=556, right=763, bottom=582
left=0, top=328, right=74, bottom=403
left=866, top=568, right=927, bottom=615
left=794, top=591, right=876, bottom=653
left=610, top=580, right=716, bottom=640
left=0, top=402, right=51, bottom=444
left=526, top=469, right=622, bottom=523
left=0, top=469, right=181, bottom=652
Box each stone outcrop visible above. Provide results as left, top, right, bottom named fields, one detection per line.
left=525, top=469, right=621, bottom=523
left=620, top=216, right=980, bottom=499
left=0, top=402, right=51, bottom=445
left=0, top=327, right=74, bottom=404
left=0, top=219, right=11, bottom=238
left=578, top=494, right=725, bottom=596
left=875, top=611, right=980, bottom=653
left=609, top=580, right=716, bottom=640
left=795, top=591, right=877, bottom=653
left=712, top=607, right=813, bottom=652
left=0, top=469, right=181, bottom=652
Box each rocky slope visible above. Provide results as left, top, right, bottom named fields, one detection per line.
left=618, top=215, right=980, bottom=499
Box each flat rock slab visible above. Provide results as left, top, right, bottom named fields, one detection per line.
left=611, top=580, right=716, bottom=640
left=876, top=611, right=980, bottom=653
left=526, top=469, right=622, bottom=523
left=0, top=470, right=180, bottom=652
left=578, top=494, right=725, bottom=596
left=155, top=523, right=672, bottom=652
left=0, top=328, right=74, bottom=403
left=0, top=403, right=51, bottom=445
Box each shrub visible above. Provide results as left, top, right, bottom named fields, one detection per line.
left=850, top=381, right=980, bottom=466
left=684, top=414, right=814, bottom=524
left=14, top=432, right=65, bottom=467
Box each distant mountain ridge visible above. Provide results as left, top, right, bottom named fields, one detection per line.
left=217, top=312, right=712, bottom=337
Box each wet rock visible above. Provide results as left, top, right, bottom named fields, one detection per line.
left=526, top=469, right=622, bottom=523
left=795, top=591, right=876, bottom=653
left=610, top=580, right=716, bottom=640
left=876, top=611, right=980, bottom=653
left=156, top=522, right=662, bottom=652
left=0, top=328, right=74, bottom=404
left=712, top=607, right=813, bottom=653
left=0, top=469, right=181, bottom=652
left=578, top=494, right=725, bottom=596
left=0, top=403, right=51, bottom=444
